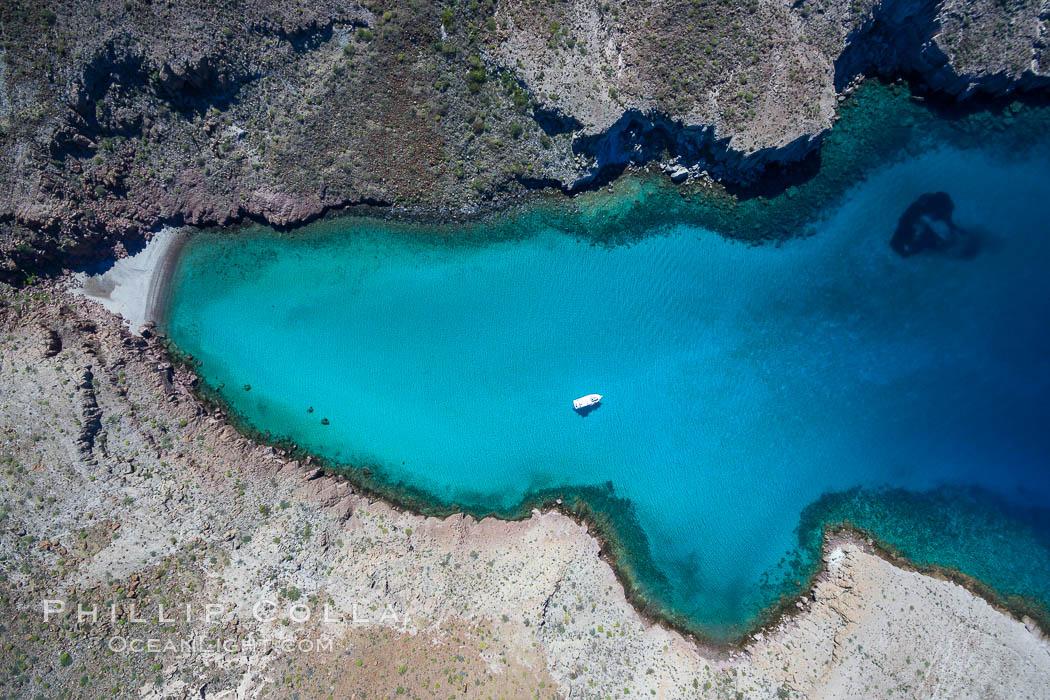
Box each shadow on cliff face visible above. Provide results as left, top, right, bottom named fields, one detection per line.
left=833, top=0, right=942, bottom=92
left=890, top=191, right=980, bottom=258
left=567, top=109, right=824, bottom=198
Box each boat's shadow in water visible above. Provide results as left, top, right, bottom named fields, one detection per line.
left=575, top=403, right=602, bottom=418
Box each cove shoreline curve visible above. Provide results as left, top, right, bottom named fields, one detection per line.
left=149, top=222, right=1050, bottom=650
left=82, top=78, right=1050, bottom=648
left=134, top=323, right=1050, bottom=650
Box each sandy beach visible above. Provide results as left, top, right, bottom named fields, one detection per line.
left=73, top=226, right=187, bottom=333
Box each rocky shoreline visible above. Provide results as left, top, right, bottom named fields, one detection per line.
left=136, top=229, right=1050, bottom=655
left=0, top=284, right=1048, bottom=697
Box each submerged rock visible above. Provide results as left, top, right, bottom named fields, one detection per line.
left=890, top=192, right=979, bottom=258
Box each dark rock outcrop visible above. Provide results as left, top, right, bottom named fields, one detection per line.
left=570, top=111, right=822, bottom=190
left=77, top=367, right=103, bottom=464
left=835, top=0, right=1050, bottom=98
left=43, top=327, right=62, bottom=357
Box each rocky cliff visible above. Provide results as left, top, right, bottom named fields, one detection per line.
left=0, top=0, right=1047, bottom=276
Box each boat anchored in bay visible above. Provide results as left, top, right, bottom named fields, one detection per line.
left=573, top=394, right=602, bottom=412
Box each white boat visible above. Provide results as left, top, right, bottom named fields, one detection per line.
left=573, top=393, right=602, bottom=411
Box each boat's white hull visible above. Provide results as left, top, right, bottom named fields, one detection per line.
left=573, top=393, right=602, bottom=410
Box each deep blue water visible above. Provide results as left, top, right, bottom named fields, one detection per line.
left=165, top=100, right=1050, bottom=641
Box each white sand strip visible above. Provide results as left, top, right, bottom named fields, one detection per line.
left=73, top=227, right=187, bottom=334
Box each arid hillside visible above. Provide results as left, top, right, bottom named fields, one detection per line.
left=1, top=0, right=1048, bottom=276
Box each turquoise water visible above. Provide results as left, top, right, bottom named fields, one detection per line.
left=165, top=94, right=1050, bottom=641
